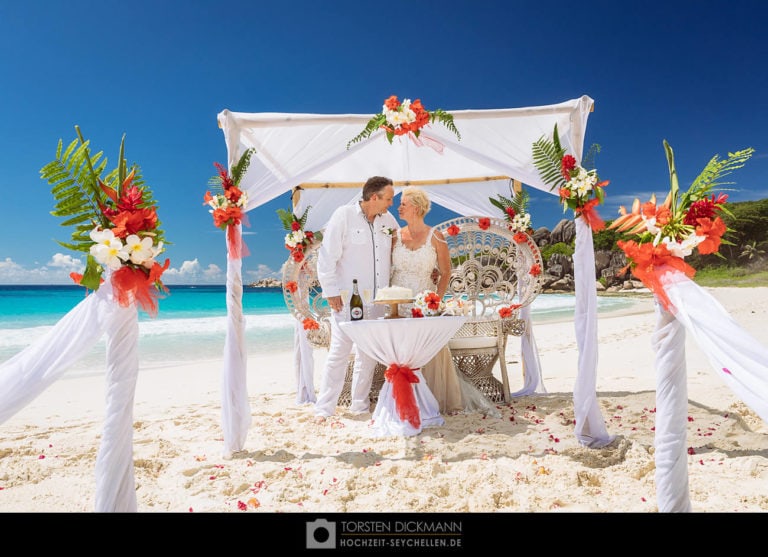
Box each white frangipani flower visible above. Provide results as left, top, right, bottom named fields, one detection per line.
left=123, top=234, right=155, bottom=265
left=90, top=234, right=126, bottom=270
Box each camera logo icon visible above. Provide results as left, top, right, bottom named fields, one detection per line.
left=306, top=519, right=336, bottom=549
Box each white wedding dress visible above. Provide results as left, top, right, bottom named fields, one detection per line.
left=391, top=228, right=500, bottom=417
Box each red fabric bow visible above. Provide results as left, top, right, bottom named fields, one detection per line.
left=111, top=259, right=170, bottom=317
left=226, top=219, right=250, bottom=260
left=617, top=240, right=695, bottom=311
left=575, top=198, right=605, bottom=232
left=384, top=364, right=421, bottom=430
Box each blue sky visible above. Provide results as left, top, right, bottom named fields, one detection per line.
left=1, top=0, right=766, bottom=285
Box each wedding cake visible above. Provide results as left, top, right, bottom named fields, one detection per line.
left=374, top=285, right=413, bottom=301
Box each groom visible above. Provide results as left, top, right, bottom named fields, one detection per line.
left=314, top=176, right=399, bottom=418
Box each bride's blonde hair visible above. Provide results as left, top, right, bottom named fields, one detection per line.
left=401, top=186, right=430, bottom=217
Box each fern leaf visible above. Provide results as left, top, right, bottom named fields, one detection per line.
left=231, top=148, right=255, bottom=186
left=347, top=114, right=387, bottom=149
left=430, top=109, right=461, bottom=141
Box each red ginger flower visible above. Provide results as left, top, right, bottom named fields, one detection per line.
left=561, top=155, right=577, bottom=180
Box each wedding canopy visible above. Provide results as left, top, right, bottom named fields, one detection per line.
left=216, top=95, right=613, bottom=455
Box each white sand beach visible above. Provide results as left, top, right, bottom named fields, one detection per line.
left=1, top=287, right=766, bottom=513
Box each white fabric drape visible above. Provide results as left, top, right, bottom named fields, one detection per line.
left=294, top=322, right=316, bottom=404
left=221, top=247, right=251, bottom=456
left=511, top=304, right=547, bottom=397
left=95, top=297, right=139, bottom=512
left=339, top=316, right=466, bottom=436
left=652, top=269, right=768, bottom=512
left=0, top=285, right=116, bottom=423
left=651, top=300, right=692, bottom=512
left=0, top=279, right=142, bottom=512
left=572, top=217, right=614, bottom=448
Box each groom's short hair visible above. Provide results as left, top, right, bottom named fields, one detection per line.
left=362, top=176, right=393, bottom=200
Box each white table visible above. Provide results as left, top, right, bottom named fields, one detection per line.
left=339, top=315, right=466, bottom=436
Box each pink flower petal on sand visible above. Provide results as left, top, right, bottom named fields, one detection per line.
left=722, top=367, right=732, bottom=375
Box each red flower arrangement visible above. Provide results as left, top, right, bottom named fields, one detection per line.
left=40, top=127, right=169, bottom=316
left=446, top=224, right=460, bottom=236
left=609, top=141, right=753, bottom=310
left=277, top=206, right=323, bottom=264
left=478, top=217, right=491, bottom=230
left=533, top=124, right=609, bottom=232
left=284, top=281, right=298, bottom=294
left=204, top=148, right=254, bottom=260
left=347, top=95, right=461, bottom=149
left=529, top=264, right=542, bottom=277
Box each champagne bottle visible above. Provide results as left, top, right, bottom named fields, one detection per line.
left=349, top=279, right=364, bottom=321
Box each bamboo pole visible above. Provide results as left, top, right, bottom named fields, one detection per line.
left=297, top=175, right=510, bottom=189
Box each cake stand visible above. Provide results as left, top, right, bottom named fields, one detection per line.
left=373, top=299, right=414, bottom=319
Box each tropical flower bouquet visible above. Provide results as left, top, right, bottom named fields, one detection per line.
left=277, top=206, right=323, bottom=263
left=490, top=188, right=533, bottom=234
left=347, top=95, right=461, bottom=149
left=204, top=148, right=254, bottom=259
left=533, top=124, right=609, bottom=231
left=609, top=141, right=754, bottom=310
left=40, top=126, right=170, bottom=316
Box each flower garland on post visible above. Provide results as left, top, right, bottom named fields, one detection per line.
left=277, top=205, right=323, bottom=264
left=204, top=148, right=254, bottom=260
left=609, top=141, right=754, bottom=311
left=278, top=206, right=324, bottom=330
left=489, top=190, right=542, bottom=316
left=40, top=126, right=170, bottom=317
left=347, top=95, right=461, bottom=152
left=532, top=124, right=609, bottom=232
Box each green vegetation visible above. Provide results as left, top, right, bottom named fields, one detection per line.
left=693, top=268, right=768, bottom=287
left=541, top=241, right=574, bottom=260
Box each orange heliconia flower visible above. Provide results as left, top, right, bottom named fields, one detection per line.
left=695, top=216, right=726, bottom=254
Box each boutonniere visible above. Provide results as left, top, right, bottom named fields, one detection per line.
left=380, top=226, right=396, bottom=237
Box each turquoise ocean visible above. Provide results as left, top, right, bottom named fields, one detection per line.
left=0, top=285, right=640, bottom=377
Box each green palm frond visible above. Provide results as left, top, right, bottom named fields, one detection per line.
left=231, top=148, right=256, bottom=186
left=347, top=114, right=387, bottom=149
left=687, top=147, right=755, bottom=202
left=40, top=136, right=110, bottom=254
left=532, top=124, right=567, bottom=192
left=208, top=148, right=256, bottom=191
left=429, top=109, right=461, bottom=141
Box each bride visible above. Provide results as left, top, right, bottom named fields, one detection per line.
left=391, top=186, right=499, bottom=417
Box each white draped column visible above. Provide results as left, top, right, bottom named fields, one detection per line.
left=94, top=298, right=140, bottom=512
left=651, top=300, right=692, bottom=512
left=572, top=216, right=614, bottom=447
left=221, top=241, right=251, bottom=456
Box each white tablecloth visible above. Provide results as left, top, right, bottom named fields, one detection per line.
left=339, top=315, right=466, bottom=437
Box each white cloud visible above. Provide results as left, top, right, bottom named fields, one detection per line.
left=162, top=258, right=225, bottom=284
left=0, top=255, right=84, bottom=284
